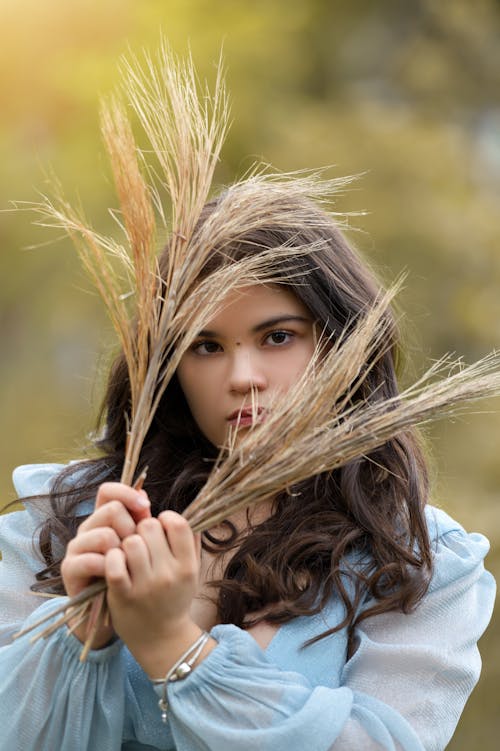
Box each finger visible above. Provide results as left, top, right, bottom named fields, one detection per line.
left=121, top=534, right=152, bottom=582
left=105, top=547, right=132, bottom=597
left=61, top=552, right=106, bottom=591
left=137, top=517, right=174, bottom=575
left=78, top=500, right=137, bottom=539
left=67, top=527, right=121, bottom=556
left=96, top=482, right=151, bottom=522
left=158, top=511, right=197, bottom=568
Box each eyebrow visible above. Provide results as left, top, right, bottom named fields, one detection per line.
left=197, top=315, right=311, bottom=338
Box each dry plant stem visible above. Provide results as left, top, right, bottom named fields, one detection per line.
left=189, top=353, right=500, bottom=525
left=23, top=47, right=229, bottom=492
left=12, top=581, right=108, bottom=642
left=13, top=338, right=500, bottom=649
left=79, top=595, right=108, bottom=662
left=66, top=609, right=92, bottom=638
left=13, top=292, right=394, bottom=644
left=186, top=354, right=500, bottom=531
left=12, top=43, right=500, bottom=657
left=10, top=247, right=330, bottom=652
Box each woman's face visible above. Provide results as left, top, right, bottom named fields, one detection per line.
left=177, top=284, right=316, bottom=447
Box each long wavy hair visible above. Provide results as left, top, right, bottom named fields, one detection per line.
left=28, top=183, right=432, bottom=648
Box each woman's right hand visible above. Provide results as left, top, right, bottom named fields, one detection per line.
left=60, top=482, right=151, bottom=647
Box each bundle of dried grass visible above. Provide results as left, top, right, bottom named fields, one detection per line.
left=187, top=348, right=500, bottom=532
left=13, top=42, right=500, bottom=657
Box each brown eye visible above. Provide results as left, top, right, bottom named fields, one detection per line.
left=193, top=340, right=222, bottom=355
left=266, top=330, right=293, bottom=346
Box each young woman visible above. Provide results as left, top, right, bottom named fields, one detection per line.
left=0, top=183, right=495, bottom=751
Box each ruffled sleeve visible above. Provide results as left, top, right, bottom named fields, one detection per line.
left=151, top=506, right=495, bottom=751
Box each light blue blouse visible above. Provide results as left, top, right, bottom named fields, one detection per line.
left=0, top=463, right=495, bottom=751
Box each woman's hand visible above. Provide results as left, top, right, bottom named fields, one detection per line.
left=105, top=511, right=208, bottom=677
left=60, top=482, right=152, bottom=648
left=61, top=482, right=214, bottom=674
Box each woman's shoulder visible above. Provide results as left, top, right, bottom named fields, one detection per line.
left=12, top=463, right=68, bottom=500
left=11, top=461, right=95, bottom=521
left=424, top=502, right=489, bottom=548
left=424, top=503, right=468, bottom=540
left=424, top=503, right=494, bottom=593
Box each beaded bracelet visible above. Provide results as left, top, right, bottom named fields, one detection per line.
left=151, top=631, right=210, bottom=723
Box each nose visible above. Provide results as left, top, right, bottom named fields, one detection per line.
left=228, top=350, right=267, bottom=395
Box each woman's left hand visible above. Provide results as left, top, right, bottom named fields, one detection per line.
left=104, top=510, right=205, bottom=676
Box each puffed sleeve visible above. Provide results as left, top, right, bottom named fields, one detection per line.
left=154, top=508, right=495, bottom=751
left=337, top=509, right=496, bottom=750
left=0, top=463, right=66, bottom=644
left=0, top=597, right=180, bottom=751
left=0, top=598, right=126, bottom=750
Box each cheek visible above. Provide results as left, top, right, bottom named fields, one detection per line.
left=177, top=363, right=218, bottom=425
left=280, top=344, right=315, bottom=385
left=176, top=365, right=225, bottom=446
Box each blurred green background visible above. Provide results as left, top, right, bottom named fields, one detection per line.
left=1, top=0, right=499, bottom=746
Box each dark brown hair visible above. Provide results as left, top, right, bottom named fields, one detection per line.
left=29, top=183, right=432, bottom=648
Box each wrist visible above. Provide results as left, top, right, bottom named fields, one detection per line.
left=153, top=629, right=215, bottom=724
left=130, top=618, right=216, bottom=679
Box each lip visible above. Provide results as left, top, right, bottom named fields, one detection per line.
left=227, top=406, right=266, bottom=427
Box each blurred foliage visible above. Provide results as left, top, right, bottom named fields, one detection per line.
left=0, top=0, right=499, bottom=747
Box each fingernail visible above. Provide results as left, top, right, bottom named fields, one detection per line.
left=136, top=490, right=150, bottom=508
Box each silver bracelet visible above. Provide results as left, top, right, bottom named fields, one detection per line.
left=152, top=631, right=210, bottom=723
